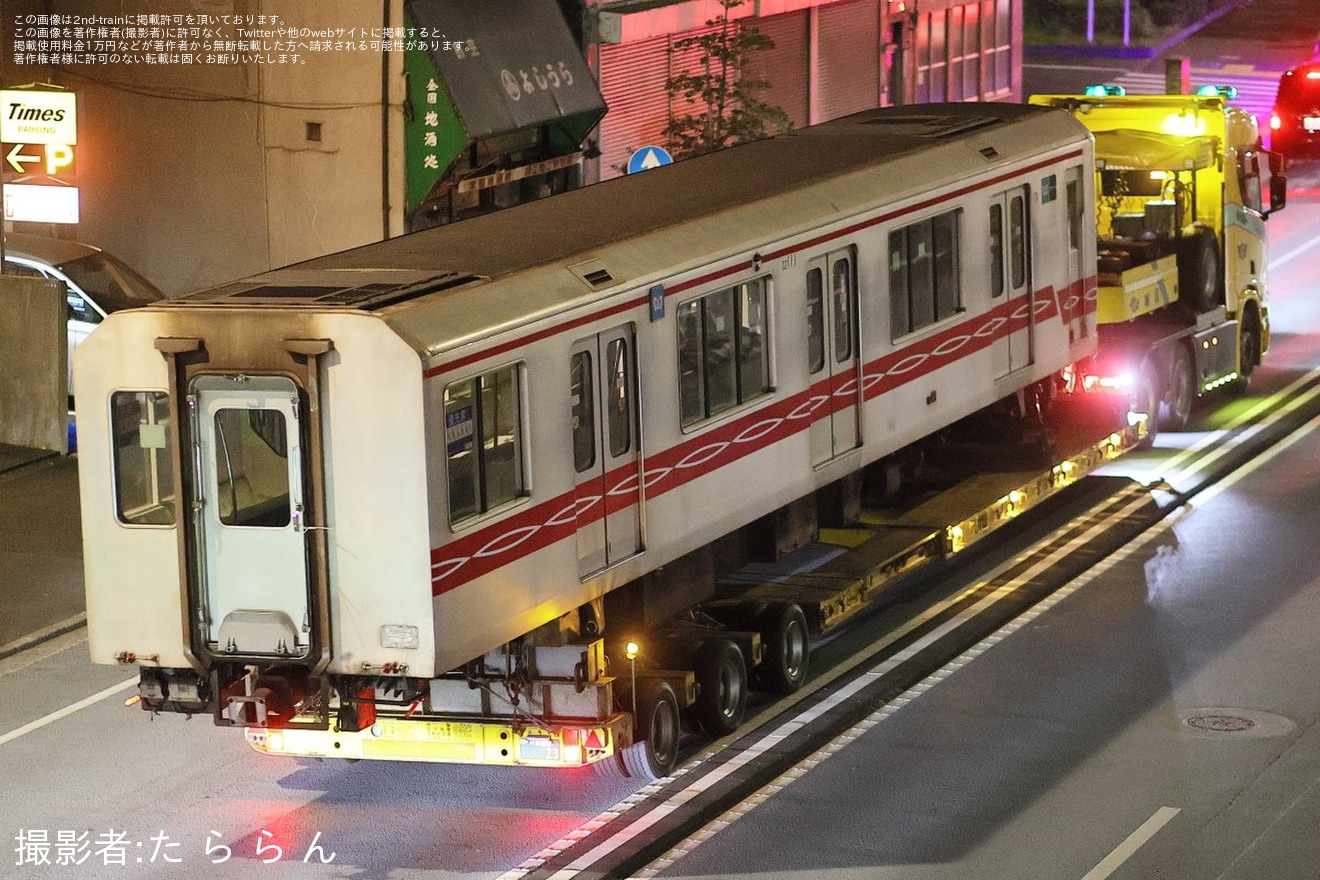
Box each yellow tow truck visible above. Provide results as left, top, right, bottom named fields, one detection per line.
left=1031, top=87, right=1287, bottom=439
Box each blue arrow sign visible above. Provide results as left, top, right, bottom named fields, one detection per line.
left=627, top=146, right=674, bottom=174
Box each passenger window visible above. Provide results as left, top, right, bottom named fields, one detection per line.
left=891, top=210, right=962, bottom=337
left=570, top=351, right=595, bottom=473
left=677, top=278, right=772, bottom=427
left=1010, top=195, right=1026, bottom=288
left=111, top=390, right=176, bottom=526
left=445, top=364, right=525, bottom=524
left=989, top=204, right=1005, bottom=298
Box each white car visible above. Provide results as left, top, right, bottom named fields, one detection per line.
left=3, top=232, right=165, bottom=398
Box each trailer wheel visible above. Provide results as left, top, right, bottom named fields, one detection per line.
left=1160, top=344, right=1195, bottom=432
left=1178, top=229, right=1221, bottom=313
left=693, top=639, right=748, bottom=736
left=1229, top=312, right=1260, bottom=394
left=754, top=603, right=811, bottom=695
left=598, top=680, right=681, bottom=781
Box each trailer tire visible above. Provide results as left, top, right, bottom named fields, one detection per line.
left=693, top=639, right=748, bottom=737
left=754, top=603, right=811, bottom=695
left=599, top=680, right=681, bottom=781
left=1178, top=230, right=1221, bottom=313
left=1160, top=344, right=1195, bottom=432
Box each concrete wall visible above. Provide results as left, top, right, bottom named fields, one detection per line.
left=0, top=276, right=67, bottom=453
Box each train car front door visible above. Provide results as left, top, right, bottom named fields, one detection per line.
left=807, top=248, right=861, bottom=466
left=189, top=374, right=311, bottom=659
left=570, top=325, right=643, bottom=578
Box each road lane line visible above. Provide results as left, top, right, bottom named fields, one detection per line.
left=1081, top=806, right=1181, bottom=880
left=1270, top=235, right=1320, bottom=271
left=0, top=676, right=137, bottom=748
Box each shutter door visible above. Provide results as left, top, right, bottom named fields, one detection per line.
left=598, top=37, right=671, bottom=181
left=817, top=0, right=881, bottom=123
left=745, top=12, right=809, bottom=130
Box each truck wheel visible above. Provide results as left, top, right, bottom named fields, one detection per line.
left=693, top=639, right=748, bottom=737
left=599, top=680, right=681, bottom=781
left=1178, top=230, right=1221, bottom=313
left=1160, top=344, right=1195, bottom=432
left=754, top=603, right=811, bottom=695
left=1229, top=313, right=1260, bottom=394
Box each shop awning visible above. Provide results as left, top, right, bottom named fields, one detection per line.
left=407, top=0, right=607, bottom=143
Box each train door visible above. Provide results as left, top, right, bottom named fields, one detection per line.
left=1064, top=166, right=1088, bottom=341
left=189, top=374, right=311, bottom=658
left=990, top=185, right=1033, bottom=378
left=570, top=325, right=642, bottom=578
left=807, top=248, right=861, bottom=466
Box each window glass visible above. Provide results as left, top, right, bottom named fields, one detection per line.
left=111, top=390, right=175, bottom=526
left=990, top=203, right=1005, bottom=298
left=570, top=351, right=596, bottom=473
left=737, top=284, right=768, bottom=402
left=1066, top=176, right=1082, bottom=251
left=908, top=220, right=936, bottom=329
left=678, top=279, right=772, bottom=427
left=1010, top=194, right=1026, bottom=288
left=832, top=259, right=853, bottom=363
left=889, top=230, right=911, bottom=336
left=703, top=287, right=738, bottom=415
left=445, top=365, right=525, bottom=524
left=807, top=267, right=825, bottom=374
left=933, top=212, right=960, bottom=320
left=606, top=339, right=631, bottom=457
left=677, top=300, right=704, bottom=425
left=214, top=407, right=290, bottom=527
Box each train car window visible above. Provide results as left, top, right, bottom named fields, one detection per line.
left=807, top=268, right=825, bottom=374
left=607, top=339, right=631, bottom=457
left=1009, top=195, right=1026, bottom=288
left=110, top=390, right=175, bottom=526
left=214, top=407, right=291, bottom=527
left=704, top=287, right=738, bottom=415
left=678, top=278, right=772, bottom=428
left=891, top=210, right=962, bottom=337
left=445, top=363, right=525, bottom=524
left=570, top=351, right=596, bottom=473
left=888, top=231, right=911, bottom=333
left=832, top=258, right=853, bottom=363
left=1066, top=175, right=1083, bottom=251
left=932, top=213, right=961, bottom=320
left=677, top=300, right=705, bottom=425
left=989, top=204, right=1005, bottom=298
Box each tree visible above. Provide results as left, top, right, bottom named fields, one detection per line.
left=663, top=0, right=792, bottom=159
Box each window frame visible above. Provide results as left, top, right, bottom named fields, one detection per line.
left=110, top=389, right=176, bottom=527
left=889, top=209, right=964, bottom=340
left=676, top=276, right=774, bottom=430
left=443, top=361, right=529, bottom=528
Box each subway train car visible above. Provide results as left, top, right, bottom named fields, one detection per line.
left=75, top=102, right=1097, bottom=779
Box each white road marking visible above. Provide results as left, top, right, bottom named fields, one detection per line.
left=1080, top=806, right=1181, bottom=880
left=1269, top=234, right=1320, bottom=271
left=0, top=676, right=137, bottom=748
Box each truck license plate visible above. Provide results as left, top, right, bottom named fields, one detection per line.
left=1304, top=116, right=1320, bottom=131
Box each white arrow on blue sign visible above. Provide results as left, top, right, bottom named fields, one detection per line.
left=627, top=146, right=674, bottom=174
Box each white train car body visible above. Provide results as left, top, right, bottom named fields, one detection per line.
left=76, top=103, right=1097, bottom=770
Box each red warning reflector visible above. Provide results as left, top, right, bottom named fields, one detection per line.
left=584, top=729, right=604, bottom=749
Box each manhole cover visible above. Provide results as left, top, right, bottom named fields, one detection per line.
left=1185, top=714, right=1259, bottom=733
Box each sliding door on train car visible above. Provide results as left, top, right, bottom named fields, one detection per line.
left=807, top=248, right=861, bottom=466
left=990, top=185, right=1034, bottom=379
left=570, top=325, right=643, bottom=578
left=189, top=374, right=312, bottom=659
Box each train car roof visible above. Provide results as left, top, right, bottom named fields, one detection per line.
left=166, top=102, right=1089, bottom=360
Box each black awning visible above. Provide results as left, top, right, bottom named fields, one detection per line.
left=407, top=0, right=606, bottom=143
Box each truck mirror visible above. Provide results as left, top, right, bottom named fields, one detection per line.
left=1268, top=174, right=1287, bottom=215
